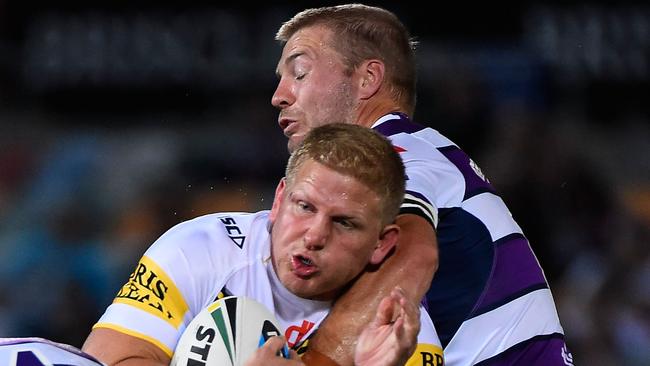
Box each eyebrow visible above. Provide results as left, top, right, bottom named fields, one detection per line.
left=275, top=51, right=305, bottom=78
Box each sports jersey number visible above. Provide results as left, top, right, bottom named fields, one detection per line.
left=220, top=217, right=246, bottom=249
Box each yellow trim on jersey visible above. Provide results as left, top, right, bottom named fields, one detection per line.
left=405, top=343, right=444, bottom=366
left=113, top=255, right=189, bottom=329
left=93, top=322, right=174, bottom=358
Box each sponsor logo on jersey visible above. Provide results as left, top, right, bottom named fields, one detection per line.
left=284, top=320, right=315, bottom=348
left=114, top=256, right=188, bottom=328
left=406, top=343, right=444, bottom=366
left=219, top=216, right=246, bottom=248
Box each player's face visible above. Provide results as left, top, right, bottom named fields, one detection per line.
left=269, top=159, right=398, bottom=301
left=272, top=25, right=360, bottom=152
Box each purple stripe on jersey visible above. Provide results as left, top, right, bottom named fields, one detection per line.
left=16, top=351, right=44, bottom=366
left=476, top=333, right=571, bottom=366
left=474, top=235, right=546, bottom=313
left=438, top=146, right=496, bottom=200
left=0, top=338, right=104, bottom=363
left=373, top=113, right=426, bottom=136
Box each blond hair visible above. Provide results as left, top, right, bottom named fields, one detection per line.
left=286, top=123, right=405, bottom=225
left=276, top=4, right=418, bottom=115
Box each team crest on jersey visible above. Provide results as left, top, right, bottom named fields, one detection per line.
left=114, top=256, right=188, bottom=328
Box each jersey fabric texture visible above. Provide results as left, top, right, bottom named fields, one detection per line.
left=0, top=337, right=105, bottom=366
left=373, top=113, right=572, bottom=366
left=93, top=211, right=443, bottom=364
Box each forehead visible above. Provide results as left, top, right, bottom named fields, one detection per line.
left=279, top=25, right=339, bottom=64
left=291, top=159, right=381, bottom=209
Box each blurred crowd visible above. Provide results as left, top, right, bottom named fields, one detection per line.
left=1, top=2, right=649, bottom=366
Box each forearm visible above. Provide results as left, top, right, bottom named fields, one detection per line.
left=108, top=358, right=168, bottom=366
left=304, top=214, right=438, bottom=366
left=82, top=328, right=171, bottom=366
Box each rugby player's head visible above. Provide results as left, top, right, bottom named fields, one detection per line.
left=276, top=4, right=418, bottom=115
left=284, top=123, right=405, bottom=226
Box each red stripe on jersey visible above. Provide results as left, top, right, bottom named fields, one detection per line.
left=393, top=145, right=407, bottom=153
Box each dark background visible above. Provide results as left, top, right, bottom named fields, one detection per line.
left=1, top=1, right=648, bottom=365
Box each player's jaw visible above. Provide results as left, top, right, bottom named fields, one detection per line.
left=278, top=114, right=307, bottom=152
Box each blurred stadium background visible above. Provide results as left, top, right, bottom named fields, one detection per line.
left=0, top=1, right=648, bottom=365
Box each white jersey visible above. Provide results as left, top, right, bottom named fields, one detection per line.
left=0, top=338, right=104, bottom=366
left=94, top=211, right=443, bottom=364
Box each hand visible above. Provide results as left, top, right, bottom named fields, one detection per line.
left=354, top=287, right=420, bottom=366
left=244, top=336, right=304, bottom=366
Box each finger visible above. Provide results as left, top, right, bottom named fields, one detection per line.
left=289, top=349, right=300, bottom=360
left=262, top=336, right=288, bottom=354
left=374, top=293, right=397, bottom=326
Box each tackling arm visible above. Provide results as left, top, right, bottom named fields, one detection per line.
left=82, top=328, right=171, bottom=366
left=302, top=214, right=438, bottom=366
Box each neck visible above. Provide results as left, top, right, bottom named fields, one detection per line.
left=355, top=98, right=406, bottom=127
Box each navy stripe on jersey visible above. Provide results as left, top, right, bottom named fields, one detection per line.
left=401, top=190, right=437, bottom=227
left=373, top=112, right=425, bottom=136
left=475, top=333, right=570, bottom=366
left=471, top=234, right=548, bottom=318
left=425, top=207, right=494, bottom=347
left=437, top=145, right=496, bottom=200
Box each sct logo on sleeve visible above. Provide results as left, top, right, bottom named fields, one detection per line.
left=114, top=256, right=188, bottom=328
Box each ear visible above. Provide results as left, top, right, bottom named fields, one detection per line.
left=358, top=59, right=385, bottom=100
left=369, top=224, right=400, bottom=265
left=269, top=178, right=287, bottom=223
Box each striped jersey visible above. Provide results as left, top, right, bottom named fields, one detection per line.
left=373, top=113, right=572, bottom=366
left=93, top=211, right=444, bottom=364
left=0, top=338, right=104, bottom=366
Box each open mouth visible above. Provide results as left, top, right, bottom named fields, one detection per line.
left=291, top=254, right=317, bottom=277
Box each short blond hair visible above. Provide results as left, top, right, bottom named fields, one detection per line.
left=276, top=4, right=418, bottom=115
left=286, top=123, right=405, bottom=225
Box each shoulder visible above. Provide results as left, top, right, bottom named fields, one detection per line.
left=146, top=211, right=271, bottom=260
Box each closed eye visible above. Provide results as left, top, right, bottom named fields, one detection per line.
left=297, top=201, right=313, bottom=212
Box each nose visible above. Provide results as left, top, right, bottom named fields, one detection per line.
left=271, top=77, right=294, bottom=109
left=303, top=216, right=328, bottom=251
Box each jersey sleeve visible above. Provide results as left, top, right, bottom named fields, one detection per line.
left=93, top=213, right=256, bottom=357
left=405, top=307, right=444, bottom=366
left=0, top=338, right=105, bottom=366
left=393, top=131, right=468, bottom=230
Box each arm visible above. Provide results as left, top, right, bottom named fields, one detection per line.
left=82, top=328, right=170, bottom=366
left=302, top=214, right=438, bottom=366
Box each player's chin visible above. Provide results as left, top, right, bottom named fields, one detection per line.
left=287, top=135, right=305, bottom=152
left=285, top=281, right=320, bottom=300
